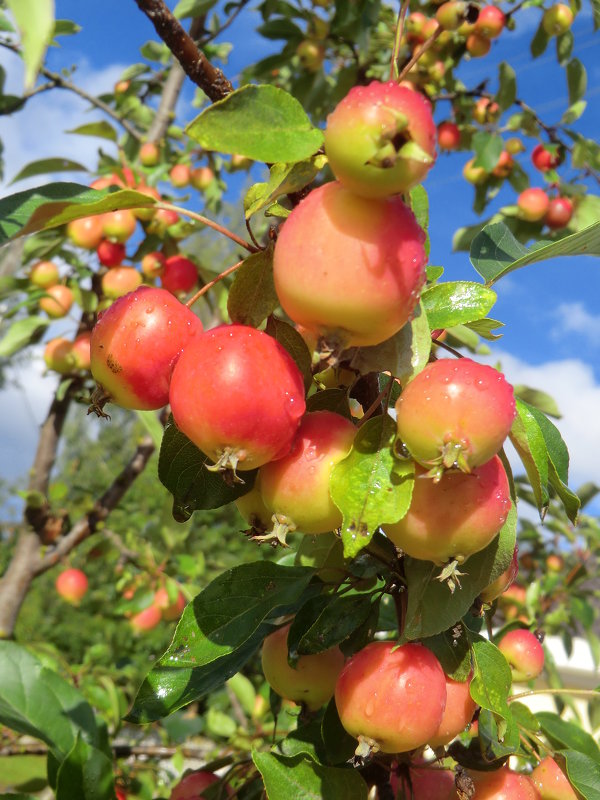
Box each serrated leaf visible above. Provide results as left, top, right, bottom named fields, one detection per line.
left=464, top=317, right=504, bottom=340
left=0, top=184, right=156, bottom=245
left=10, top=158, right=89, bottom=185
left=0, top=315, right=50, bottom=357
left=514, top=385, right=561, bottom=418
left=186, top=85, right=324, bottom=163
left=564, top=750, right=600, bottom=799
left=265, top=317, right=312, bottom=391
left=510, top=398, right=550, bottom=516
left=496, top=62, right=516, bottom=110
left=244, top=157, right=325, bottom=219
left=158, top=416, right=254, bottom=520
left=127, top=562, right=315, bottom=723
left=472, top=132, right=504, bottom=172
left=348, top=301, right=430, bottom=385
left=227, top=247, right=278, bottom=328
left=331, top=415, right=414, bottom=559
left=470, top=221, right=600, bottom=286
left=67, top=121, right=118, bottom=141
left=567, top=58, right=587, bottom=106
left=421, top=281, right=496, bottom=330
left=288, top=593, right=374, bottom=655
left=253, top=751, right=368, bottom=800
left=402, top=505, right=517, bottom=640
left=6, top=0, right=54, bottom=90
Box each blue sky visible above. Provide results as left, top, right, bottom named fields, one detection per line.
left=0, top=1, right=599, bottom=507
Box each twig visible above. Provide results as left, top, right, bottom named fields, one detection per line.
left=185, top=259, right=246, bottom=308
left=397, top=27, right=443, bottom=83
left=390, top=0, right=411, bottom=81
left=133, top=0, right=234, bottom=102
left=34, top=437, right=155, bottom=575
left=198, top=0, right=251, bottom=46
left=357, top=381, right=393, bottom=428
left=158, top=203, right=258, bottom=252
left=508, top=688, right=600, bottom=702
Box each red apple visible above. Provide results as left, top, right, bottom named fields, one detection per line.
left=55, top=568, right=88, bottom=604
left=531, top=756, right=578, bottom=799
left=498, top=629, right=545, bottom=681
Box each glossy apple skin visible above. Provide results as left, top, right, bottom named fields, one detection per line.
left=102, top=209, right=137, bottom=243
left=545, top=197, right=573, bottom=229
left=259, top=411, right=356, bottom=534
left=324, top=81, right=436, bottom=197
left=235, top=485, right=273, bottom=532
left=169, top=163, right=191, bottom=187
left=161, top=256, right=198, bottom=294
left=395, top=359, right=516, bottom=472
left=474, top=5, right=505, bottom=38
left=30, top=260, right=59, bottom=288
left=169, top=325, right=306, bottom=470
left=91, top=286, right=203, bottom=410
left=408, top=767, right=457, bottom=799
left=518, top=188, right=550, bottom=222
left=273, top=182, right=426, bottom=348
left=261, top=623, right=345, bottom=711
left=531, top=756, right=577, bottom=800
left=473, top=98, right=500, bottom=124
left=466, top=33, right=491, bottom=56
left=67, top=215, right=105, bottom=249
left=55, top=568, right=88, bottom=604
left=492, top=150, right=514, bottom=178
left=141, top=251, right=166, bottom=278
left=469, top=768, right=541, bottom=799
left=130, top=603, right=162, bottom=632
left=170, top=770, right=228, bottom=800
left=531, top=144, right=562, bottom=172
left=140, top=142, right=160, bottom=166
left=480, top=545, right=519, bottom=602
left=498, top=629, right=545, bottom=682
left=40, top=285, right=74, bottom=318
left=190, top=166, right=214, bottom=190
left=101, top=267, right=143, bottom=299
left=427, top=673, right=477, bottom=747
left=438, top=121, right=461, bottom=150
left=44, top=338, right=75, bottom=374
left=335, top=641, right=446, bottom=754
left=463, top=158, right=487, bottom=184
left=383, top=457, right=510, bottom=563
left=542, top=4, right=574, bottom=36
left=97, top=240, right=126, bottom=268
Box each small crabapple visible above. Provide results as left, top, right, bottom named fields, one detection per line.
left=44, top=338, right=75, bottom=374
left=296, top=40, right=325, bottom=71
left=139, top=142, right=160, bottom=166
left=545, top=197, right=573, bottom=229
left=190, top=166, right=214, bottom=191
left=532, top=143, right=562, bottom=172
left=170, top=770, right=229, bottom=800
left=102, top=210, right=137, bottom=243
left=468, top=768, right=541, bottom=799
left=71, top=332, right=92, bottom=370
left=30, top=260, right=59, bottom=289
left=542, top=4, right=574, bottom=36
left=498, top=629, right=545, bottom=681
left=130, top=603, right=162, bottom=633
left=161, top=255, right=198, bottom=294
left=474, top=5, right=505, bottom=38
left=518, top=188, right=550, bottom=222
left=473, top=97, right=501, bottom=124
left=97, top=239, right=126, bottom=268
left=169, top=163, right=191, bottom=187
left=463, top=158, right=487, bottom=184
left=480, top=545, right=519, bottom=603
left=531, top=756, right=578, bottom=800
left=39, top=285, right=74, bottom=319
left=427, top=673, right=477, bottom=748
left=55, top=568, right=88, bottom=604
left=141, top=251, right=166, bottom=279
left=466, top=32, right=491, bottom=56
left=66, top=215, right=105, bottom=249
left=101, top=267, right=143, bottom=299
left=437, top=121, right=461, bottom=150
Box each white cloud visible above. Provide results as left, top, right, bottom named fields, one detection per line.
left=552, top=302, right=600, bottom=341
left=0, top=50, right=127, bottom=194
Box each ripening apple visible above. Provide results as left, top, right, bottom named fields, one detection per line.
left=101, top=267, right=143, bottom=299
left=296, top=39, right=325, bottom=71
left=114, top=80, right=130, bottom=94
left=190, top=166, right=214, bottom=191
left=545, top=197, right=573, bottom=229
left=170, top=770, right=230, bottom=800
left=141, top=251, right=167, bottom=279
left=466, top=33, right=491, bottom=56
left=474, top=5, right=505, bottom=38
left=427, top=672, right=477, bottom=748
left=531, top=143, right=562, bottom=172
left=130, top=603, right=162, bottom=633
left=133, top=184, right=161, bottom=221
left=139, top=142, right=160, bottom=166
left=531, top=756, right=578, bottom=800
left=102, top=209, right=137, bottom=243
left=542, top=4, right=574, bottom=36
left=67, top=215, right=105, bottom=249
left=39, top=285, right=74, bottom=318
left=71, top=332, right=92, bottom=370
left=407, top=767, right=458, bottom=800
left=44, top=338, right=75, bottom=374
left=498, top=583, right=528, bottom=620
left=436, top=1, right=467, bottom=30
left=437, top=121, right=461, bottom=151
left=55, top=568, right=88, bottom=604
left=154, top=587, right=187, bottom=621
left=169, top=163, right=191, bottom=188
left=518, top=188, right=550, bottom=222
left=261, top=623, right=345, bottom=710
left=480, top=545, right=519, bottom=603
left=463, top=158, right=487, bottom=184
left=498, top=629, right=545, bottom=682
left=230, top=154, right=253, bottom=170
left=468, top=768, right=541, bottom=799
left=30, top=260, right=59, bottom=289
left=473, top=97, right=501, bottom=124
left=492, top=150, right=514, bottom=178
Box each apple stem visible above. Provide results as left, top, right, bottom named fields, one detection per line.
left=397, top=27, right=443, bottom=83
left=390, top=0, right=411, bottom=81
left=508, top=688, right=600, bottom=702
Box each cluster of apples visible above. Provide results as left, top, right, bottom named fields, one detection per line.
left=123, top=581, right=187, bottom=633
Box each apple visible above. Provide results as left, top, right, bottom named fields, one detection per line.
left=39, top=285, right=74, bottom=319
left=498, top=628, right=545, bottom=682
left=517, top=188, right=550, bottom=222
left=55, top=568, right=88, bottom=604
left=531, top=756, right=578, bottom=799
left=140, top=142, right=160, bottom=166
left=542, top=4, right=574, bottom=36
left=30, top=260, right=59, bottom=289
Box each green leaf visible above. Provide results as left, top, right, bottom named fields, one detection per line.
left=464, top=317, right=504, bottom=341
left=321, top=700, right=358, bottom=765
left=564, top=750, right=600, bottom=799
left=496, top=62, right=516, bottom=110
left=510, top=398, right=550, bottom=516
left=186, top=85, right=324, bottom=163
left=402, top=505, right=517, bottom=640
left=514, top=385, right=561, bottom=418
left=276, top=721, right=324, bottom=762
left=265, top=317, right=313, bottom=392
left=252, top=751, right=368, bottom=800
left=127, top=562, right=315, bottom=723
left=244, top=156, right=325, bottom=219
left=536, top=713, right=600, bottom=763
left=0, top=642, right=107, bottom=760
left=158, top=416, right=254, bottom=521
left=6, top=0, right=54, bottom=90
left=472, top=132, right=504, bottom=172
left=409, top=185, right=430, bottom=256
left=227, top=247, right=278, bottom=328
left=173, top=0, right=218, bottom=18
left=470, top=637, right=512, bottom=719
left=470, top=221, right=600, bottom=286
left=54, top=735, right=115, bottom=800
left=67, top=122, right=118, bottom=142
left=0, top=184, right=156, bottom=245
left=288, top=593, right=374, bottom=655
left=306, top=389, right=352, bottom=420
left=556, top=29, right=574, bottom=65
left=561, top=100, right=587, bottom=125
left=135, top=410, right=163, bottom=449
left=422, top=629, right=472, bottom=681
left=0, top=316, right=50, bottom=357
left=421, top=281, right=497, bottom=330
left=530, top=19, right=549, bottom=58
left=331, top=415, right=414, bottom=559
left=567, top=58, right=587, bottom=106
left=10, top=158, right=89, bottom=185
left=52, top=19, right=81, bottom=37
left=348, top=302, right=431, bottom=385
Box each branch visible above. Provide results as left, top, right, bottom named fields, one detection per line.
left=133, top=0, right=234, bottom=102
left=158, top=203, right=259, bottom=252
left=146, top=15, right=206, bottom=143
left=0, top=741, right=221, bottom=760
left=34, top=436, right=155, bottom=575
left=185, top=258, right=245, bottom=308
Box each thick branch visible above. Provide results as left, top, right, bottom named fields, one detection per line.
left=133, top=0, right=234, bottom=102
left=146, top=16, right=205, bottom=143
left=34, top=436, right=155, bottom=575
